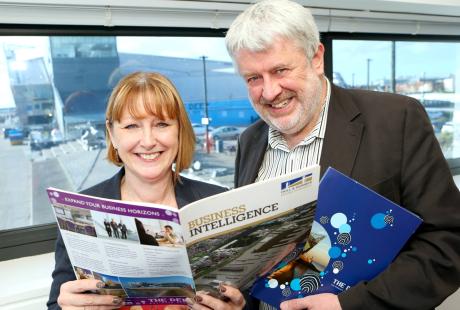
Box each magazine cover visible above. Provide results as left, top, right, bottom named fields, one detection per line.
left=251, top=167, right=423, bottom=308
left=47, top=188, right=194, bottom=308
left=181, top=165, right=320, bottom=292
left=47, top=164, right=320, bottom=307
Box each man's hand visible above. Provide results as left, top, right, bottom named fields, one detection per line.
left=280, top=293, right=341, bottom=310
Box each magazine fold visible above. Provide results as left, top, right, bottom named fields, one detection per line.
left=47, top=164, right=320, bottom=307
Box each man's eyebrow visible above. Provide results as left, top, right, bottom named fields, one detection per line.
left=241, top=71, right=256, bottom=77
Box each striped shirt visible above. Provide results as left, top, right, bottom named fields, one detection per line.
left=257, top=78, right=331, bottom=310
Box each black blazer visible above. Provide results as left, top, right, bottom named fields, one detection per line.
left=236, top=84, right=460, bottom=309
left=47, top=169, right=226, bottom=310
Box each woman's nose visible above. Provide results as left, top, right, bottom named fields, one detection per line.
left=140, top=128, right=156, bottom=148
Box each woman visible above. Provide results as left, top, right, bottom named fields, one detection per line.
left=47, top=72, right=228, bottom=310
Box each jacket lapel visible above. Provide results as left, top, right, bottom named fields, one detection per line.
left=238, top=122, right=269, bottom=186
left=320, top=85, right=363, bottom=177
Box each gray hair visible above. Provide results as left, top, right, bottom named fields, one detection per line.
left=225, top=0, right=320, bottom=60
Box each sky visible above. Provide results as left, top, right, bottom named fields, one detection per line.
left=0, top=37, right=49, bottom=109
left=117, top=37, right=232, bottom=62
left=333, top=40, right=460, bottom=86
left=0, top=46, right=15, bottom=109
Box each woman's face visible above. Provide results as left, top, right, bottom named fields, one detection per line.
left=108, top=98, right=179, bottom=184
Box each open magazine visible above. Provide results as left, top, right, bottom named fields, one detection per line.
left=251, top=167, right=423, bottom=308
left=47, top=164, right=320, bottom=307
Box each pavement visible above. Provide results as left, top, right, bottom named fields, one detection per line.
left=0, top=138, right=32, bottom=230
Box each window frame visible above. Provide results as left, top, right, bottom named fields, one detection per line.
left=322, top=32, right=460, bottom=174
left=0, top=24, right=227, bottom=261
left=1, top=27, right=459, bottom=262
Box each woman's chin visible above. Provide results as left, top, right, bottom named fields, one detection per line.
left=144, top=171, right=173, bottom=183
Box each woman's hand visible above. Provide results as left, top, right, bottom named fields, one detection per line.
left=58, top=279, right=124, bottom=309
left=186, top=284, right=245, bottom=310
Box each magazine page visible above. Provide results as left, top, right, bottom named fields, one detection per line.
left=47, top=188, right=193, bottom=307
left=251, top=167, right=422, bottom=308
left=179, top=164, right=320, bottom=293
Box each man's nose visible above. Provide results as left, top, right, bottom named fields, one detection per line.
left=262, top=77, right=282, bottom=102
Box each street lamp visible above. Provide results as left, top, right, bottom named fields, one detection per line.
left=201, top=56, right=210, bottom=154
left=367, top=58, right=372, bottom=90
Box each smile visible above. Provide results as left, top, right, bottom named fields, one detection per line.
left=260, top=96, right=293, bottom=110
left=269, top=98, right=290, bottom=109
left=138, top=152, right=161, bottom=160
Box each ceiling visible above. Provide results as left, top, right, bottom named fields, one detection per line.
left=0, top=0, right=459, bottom=35
left=199, top=0, right=460, bottom=17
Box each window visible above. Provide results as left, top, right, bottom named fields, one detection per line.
left=0, top=32, right=257, bottom=260
left=0, top=34, right=257, bottom=231
left=2, top=29, right=459, bottom=261
left=330, top=35, right=460, bottom=172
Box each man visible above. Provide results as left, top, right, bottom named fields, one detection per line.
left=103, top=218, right=112, bottom=237
left=163, top=225, right=181, bottom=245
left=119, top=220, right=128, bottom=239
left=192, top=0, right=460, bottom=309
left=110, top=218, right=120, bottom=238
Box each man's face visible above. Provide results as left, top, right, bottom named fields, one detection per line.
left=235, top=37, right=325, bottom=142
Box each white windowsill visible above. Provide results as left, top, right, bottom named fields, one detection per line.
left=0, top=252, right=54, bottom=310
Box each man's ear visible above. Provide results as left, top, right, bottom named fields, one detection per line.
left=311, top=43, right=325, bottom=76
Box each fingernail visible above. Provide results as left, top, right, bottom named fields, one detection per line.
left=223, top=281, right=235, bottom=288
left=196, top=290, right=210, bottom=295
left=96, top=281, right=105, bottom=289
left=185, top=297, right=195, bottom=306
left=112, top=297, right=122, bottom=305
left=219, top=283, right=226, bottom=293
left=194, top=295, right=203, bottom=303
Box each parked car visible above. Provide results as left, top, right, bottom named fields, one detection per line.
left=81, top=127, right=106, bottom=150
left=208, top=126, right=244, bottom=141
left=2, top=127, right=14, bottom=138
left=441, top=121, right=454, bottom=134
left=29, top=130, right=53, bottom=151
left=88, top=135, right=106, bottom=149
left=192, top=123, right=214, bottom=137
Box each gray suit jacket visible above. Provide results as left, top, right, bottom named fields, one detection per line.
left=47, top=168, right=226, bottom=310
left=236, top=84, right=460, bottom=309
